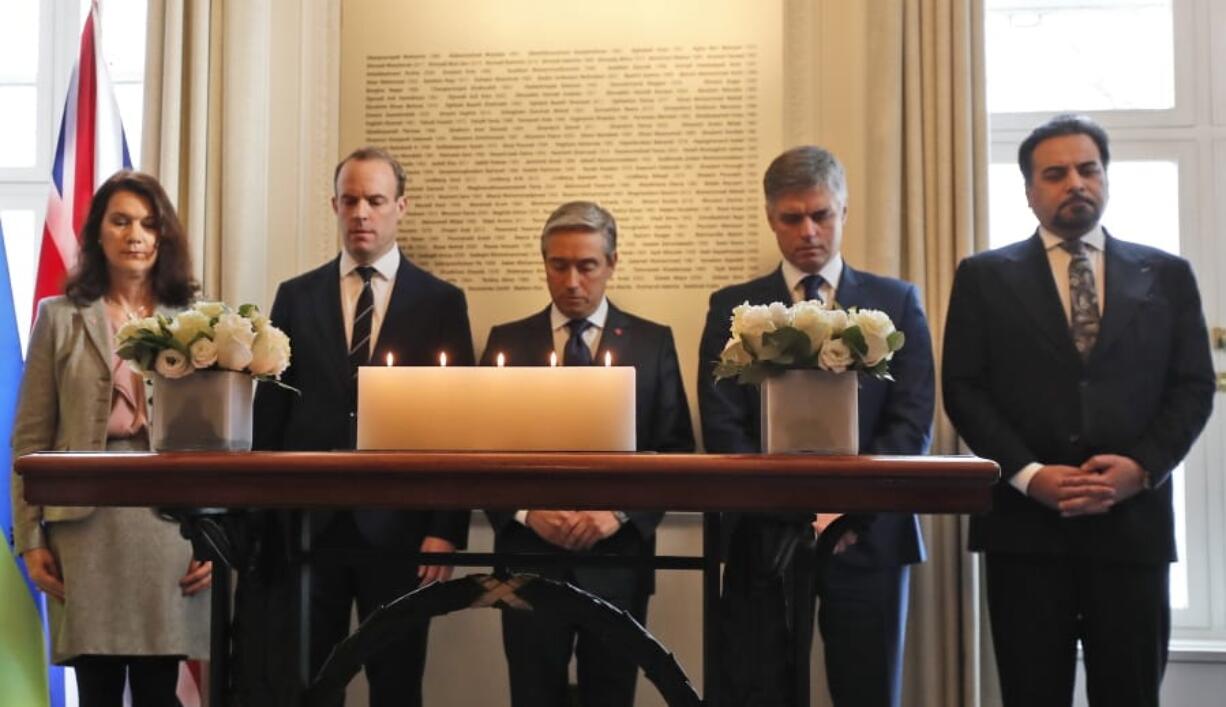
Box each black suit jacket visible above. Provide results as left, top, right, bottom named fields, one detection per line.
left=481, top=302, right=695, bottom=597
left=697, top=264, right=935, bottom=567
left=943, top=232, right=1214, bottom=562
left=253, top=253, right=475, bottom=549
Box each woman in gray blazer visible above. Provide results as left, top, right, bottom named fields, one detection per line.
left=11, top=171, right=211, bottom=706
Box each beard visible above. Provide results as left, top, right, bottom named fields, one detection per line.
left=1051, top=198, right=1101, bottom=233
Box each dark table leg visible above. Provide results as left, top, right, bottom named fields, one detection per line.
left=208, top=563, right=230, bottom=707
left=703, top=512, right=721, bottom=705
left=295, top=511, right=312, bottom=692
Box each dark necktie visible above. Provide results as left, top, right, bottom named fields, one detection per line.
left=801, top=273, right=826, bottom=303
left=349, top=266, right=376, bottom=376
left=564, top=319, right=593, bottom=366
left=1060, top=239, right=1100, bottom=360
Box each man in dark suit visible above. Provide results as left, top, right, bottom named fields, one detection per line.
left=253, top=147, right=475, bottom=707
left=697, top=146, right=935, bottom=707
left=943, top=114, right=1214, bottom=706
left=482, top=201, right=695, bottom=707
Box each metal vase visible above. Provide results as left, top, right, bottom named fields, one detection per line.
left=150, top=369, right=254, bottom=451
left=759, top=369, right=859, bottom=454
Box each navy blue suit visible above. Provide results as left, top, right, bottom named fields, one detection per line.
left=943, top=232, right=1214, bottom=706
left=698, top=264, right=935, bottom=707
left=253, top=253, right=475, bottom=707
left=482, top=302, right=695, bottom=707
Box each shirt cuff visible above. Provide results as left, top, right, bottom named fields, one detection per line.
left=514, top=510, right=529, bottom=525
left=1010, top=462, right=1044, bottom=496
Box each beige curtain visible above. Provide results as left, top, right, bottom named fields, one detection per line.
left=142, top=0, right=221, bottom=296
left=858, top=1, right=992, bottom=706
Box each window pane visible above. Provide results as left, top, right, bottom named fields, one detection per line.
left=91, top=0, right=148, bottom=82
left=985, top=0, right=1175, bottom=112
left=113, top=82, right=144, bottom=169
left=1170, top=464, right=1188, bottom=609
left=1, top=209, right=39, bottom=355
left=988, top=159, right=1180, bottom=255
left=0, top=86, right=38, bottom=168
left=0, top=0, right=39, bottom=83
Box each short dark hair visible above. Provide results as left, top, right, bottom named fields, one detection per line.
left=1018, top=114, right=1110, bottom=185
left=763, top=145, right=847, bottom=205
left=333, top=146, right=407, bottom=198
left=540, top=201, right=618, bottom=259
left=64, top=170, right=198, bottom=307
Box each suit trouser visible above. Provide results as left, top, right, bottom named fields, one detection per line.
left=501, top=582, right=649, bottom=707
left=720, top=516, right=909, bottom=707
left=310, top=512, right=430, bottom=707
left=985, top=552, right=1169, bottom=707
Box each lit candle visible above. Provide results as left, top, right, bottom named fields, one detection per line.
left=549, top=351, right=558, bottom=367
left=386, top=352, right=394, bottom=366
left=604, top=351, right=612, bottom=367
left=496, top=352, right=506, bottom=368
left=356, top=365, right=636, bottom=451
left=439, top=351, right=447, bottom=367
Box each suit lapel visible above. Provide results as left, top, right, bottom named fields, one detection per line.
left=313, top=256, right=351, bottom=380
left=376, top=254, right=423, bottom=358
left=1093, top=233, right=1152, bottom=360
left=834, top=263, right=861, bottom=308
left=999, top=233, right=1081, bottom=361
left=597, top=302, right=632, bottom=365
left=80, top=299, right=111, bottom=372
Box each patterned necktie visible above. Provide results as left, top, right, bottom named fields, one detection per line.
left=801, top=273, right=826, bottom=304
left=1060, top=239, right=1100, bottom=360
left=564, top=319, right=593, bottom=366
left=349, top=266, right=376, bottom=376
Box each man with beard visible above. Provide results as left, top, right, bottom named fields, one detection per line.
left=943, top=114, right=1214, bottom=706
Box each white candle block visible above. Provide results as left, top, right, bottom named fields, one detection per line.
left=357, top=366, right=636, bottom=451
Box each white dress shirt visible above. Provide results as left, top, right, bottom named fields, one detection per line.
left=339, top=246, right=400, bottom=355
left=781, top=253, right=844, bottom=306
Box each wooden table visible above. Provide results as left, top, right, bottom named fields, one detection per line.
left=17, top=451, right=998, bottom=706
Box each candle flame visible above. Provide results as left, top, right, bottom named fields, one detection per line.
left=549, top=351, right=558, bottom=367
left=497, top=352, right=506, bottom=368
left=439, top=351, right=447, bottom=367
left=386, top=352, right=394, bottom=366
left=604, top=351, right=612, bottom=367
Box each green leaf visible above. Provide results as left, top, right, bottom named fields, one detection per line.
left=761, top=327, right=811, bottom=364
left=713, top=360, right=744, bottom=381
left=841, top=325, right=868, bottom=358
left=887, top=330, right=906, bottom=351
left=238, top=303, right=260, bottom=319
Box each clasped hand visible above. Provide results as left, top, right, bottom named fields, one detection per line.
left=526, top=510, right=623, bottom=551
left=1028, top=454, right=1147, bottom=517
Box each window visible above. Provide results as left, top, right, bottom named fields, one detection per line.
left=0, top=0, right=146, bottom=352
left=985, top=0, right=1226, bottom=648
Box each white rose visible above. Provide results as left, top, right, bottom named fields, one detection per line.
left=818, top=338, right=855, bottom=373
left=213, top=312, right=256, bottom=371
left=768, top=301, right=790, bottom=328
left=249, top=326, right=291, bottom=377
left=154, top=348, right=193, bottom=379
left=789, top=301, right=833, bottom=355
left=114, top=317, right=144, bottom=344
left=730, top=302, right=776, bottom=353
left=193, top=301, right=226, bottom=319
left=170, top=310, right=212, bottom=348
left=851, top=308, right=896, bottom=367
left=189, top=338, right=218, bottom=369
left=720, top=337, right=753, bottom=367
left=824, top=307, right=849, bottom=334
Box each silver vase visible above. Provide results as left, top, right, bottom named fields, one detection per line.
left=759, top=369, right=859, bottom=454
left=150, top=369, right=254, bottom=451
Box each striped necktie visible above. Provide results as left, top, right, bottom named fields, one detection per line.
left=349, top=266, right=376, bottom=376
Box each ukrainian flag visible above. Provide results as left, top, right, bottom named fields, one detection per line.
left=0, top=218, right=50, bottom=705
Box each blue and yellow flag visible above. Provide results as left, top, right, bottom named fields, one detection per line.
left=0, top=218, right=50, bottom=705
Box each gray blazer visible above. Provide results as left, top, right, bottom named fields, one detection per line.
left=10, top=295, right=160, bottom=554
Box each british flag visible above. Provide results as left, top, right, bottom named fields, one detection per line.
left=31, top=0, right=132, bottom=314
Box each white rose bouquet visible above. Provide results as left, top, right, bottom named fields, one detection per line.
left=713, top=299, right=905, bottom=384
left=115, top=301, right=293, bottom=385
